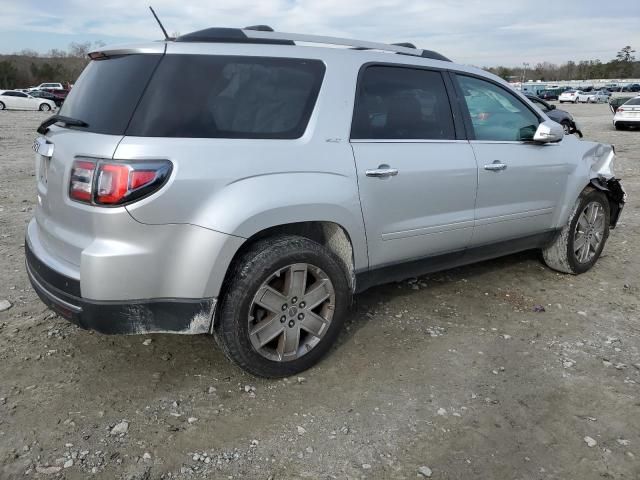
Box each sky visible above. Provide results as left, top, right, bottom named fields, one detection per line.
left=0, top=0, right=638, bottom=66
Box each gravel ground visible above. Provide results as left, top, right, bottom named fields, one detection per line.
left=0, top=103, right=639, bottom=480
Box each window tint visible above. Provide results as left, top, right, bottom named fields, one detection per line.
left=58, top=54, right=162, bottom=135
left=625, top=98, right=640, bottom=105
left=351, top=66, right=455, bottom=140
left=127, top=55, right=325, bottom=139
left=457, top=75, right=539, bottom=141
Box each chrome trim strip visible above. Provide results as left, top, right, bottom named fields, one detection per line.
left=382, top=220, right=474, bottom=241
left=474, top=208, right=554, bottom=226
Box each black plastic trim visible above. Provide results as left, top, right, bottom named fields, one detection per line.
left=175, top=28, right=294, bottom=45
left=25, top=243, right=80, bottom=297
left=355, top=230, right=558, bottom=293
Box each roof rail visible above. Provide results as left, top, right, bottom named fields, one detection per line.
left=175, top=28, right=451, bottom=62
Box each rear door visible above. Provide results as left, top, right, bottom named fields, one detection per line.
left=350, top=65, right=477, bottom=268
left=453, top=73, right=572, bottom=246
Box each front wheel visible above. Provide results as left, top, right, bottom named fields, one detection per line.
left=39, top=103, right=51, bottom=111
left=214, top=235, right=350, bottom=377
left=0, top=101, right=5, bottom=110
left=542, top=187, right=610, bottom=274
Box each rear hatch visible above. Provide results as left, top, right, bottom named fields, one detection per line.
left=34, top=50, right=164, bottom=267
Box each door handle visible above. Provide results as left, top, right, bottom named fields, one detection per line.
left=484, top=161, right=507, bottom=172
left=365, top=166, right=399, bottom=178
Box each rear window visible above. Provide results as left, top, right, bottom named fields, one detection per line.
left=126, top=55, right=325, bottom=139
left=59, top=54, right=162, bottom=135
left=624, top=98, right=640, bottom=105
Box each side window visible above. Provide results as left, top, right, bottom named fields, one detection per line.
left=16, top=92, right=27, bottom=98
left=456, top=75, right=539, bottom=141
left=351, top=66, right=455, bottom=140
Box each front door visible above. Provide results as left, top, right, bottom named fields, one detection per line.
left=351, top=65, right=478, bottom=269
left=453, top=74, right=572, bottom=246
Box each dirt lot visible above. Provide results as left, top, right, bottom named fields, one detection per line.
left=1, top=103, right=639, bottom=480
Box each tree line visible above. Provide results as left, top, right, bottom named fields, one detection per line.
left=0, top=41, right=102, bottom=89
left=0, top=42, right=638, bottom=91
left=486, top=46, right=639, bottom=83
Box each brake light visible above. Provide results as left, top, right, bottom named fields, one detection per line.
left=617, top=108, right=625, bottom=112
left=69, top=159, right=172, bottom=206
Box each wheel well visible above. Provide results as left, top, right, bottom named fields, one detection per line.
left=223, top=221, right=356, bottom=294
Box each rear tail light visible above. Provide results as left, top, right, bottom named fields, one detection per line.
left=617, top=108, right=625, bottom=112
left=69, top=159, right=172, bottom=206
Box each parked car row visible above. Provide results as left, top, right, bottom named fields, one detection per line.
left=559, top=89, right=611, bottom=104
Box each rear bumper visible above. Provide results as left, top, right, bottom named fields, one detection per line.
left=26, top=242, right=215, bottom=335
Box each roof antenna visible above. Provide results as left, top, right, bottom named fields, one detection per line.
left=149, top=6, right=170, bottom=40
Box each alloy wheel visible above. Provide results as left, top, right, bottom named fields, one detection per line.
left=248, top=263, right=336, bottom=362
left=574, top=201, right=606, bottom=263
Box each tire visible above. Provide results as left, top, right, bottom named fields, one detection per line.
left=561, top=121, right=571, bottom=134
left=39, top=103, right=51, bottom=111
left=214, top=235, right=351, bottom=378
left=0, top=101, right=5, bottom=110
left=614, top=124, right=625, bottom=131
left=542, top=187, right=610, bottom=274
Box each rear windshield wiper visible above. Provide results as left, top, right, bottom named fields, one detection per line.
left=37, top=115, right=89, bottom=135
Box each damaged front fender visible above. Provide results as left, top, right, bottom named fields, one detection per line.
left=587, top=143, right=626, bottom=228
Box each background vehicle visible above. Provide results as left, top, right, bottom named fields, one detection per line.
left=26, top=27, right=625, bottom=377
left=28, top=83, right=65, bottom=91
left=622, top=84, right=640, bottom=92
left=609, top=96, right=635, bottom=113
left=538, top=89, right=559, bottom=100
left=613, top=96, right=640, bottom=130
left=559, top=90, right=581, bottom=103
left=28, top=90, right=64, bottom=107
left=525, top=94, right=582, bottom=135
left=577, top=90, right=609, bottom=103
left=0, top=91, right=55, bottom=111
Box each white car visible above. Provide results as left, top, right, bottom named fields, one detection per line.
left=28, top=83, right=65, bottom=91
left=0, top=91, right=56, bottom=111
left=559, top=90, right=582, bottom=103
left=614, top=96, right=640, bottom=130
left=578, top=91, right=609, bottom=103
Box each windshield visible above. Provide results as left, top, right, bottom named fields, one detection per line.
left=58, top=54, right=162, bottom=135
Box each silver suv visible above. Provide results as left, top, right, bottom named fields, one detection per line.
left=26, top=27, right=626, bottom=377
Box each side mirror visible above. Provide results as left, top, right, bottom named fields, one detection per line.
left=533, top=120, right=564, bottom=143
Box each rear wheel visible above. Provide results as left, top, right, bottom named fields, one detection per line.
left=542, top=188, right=609, bottom=274
left=215, top=235, right=350, bottom=377
left=0, top=101, right=5, bottom=110
left=39, top=103, right=51, bottom=111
